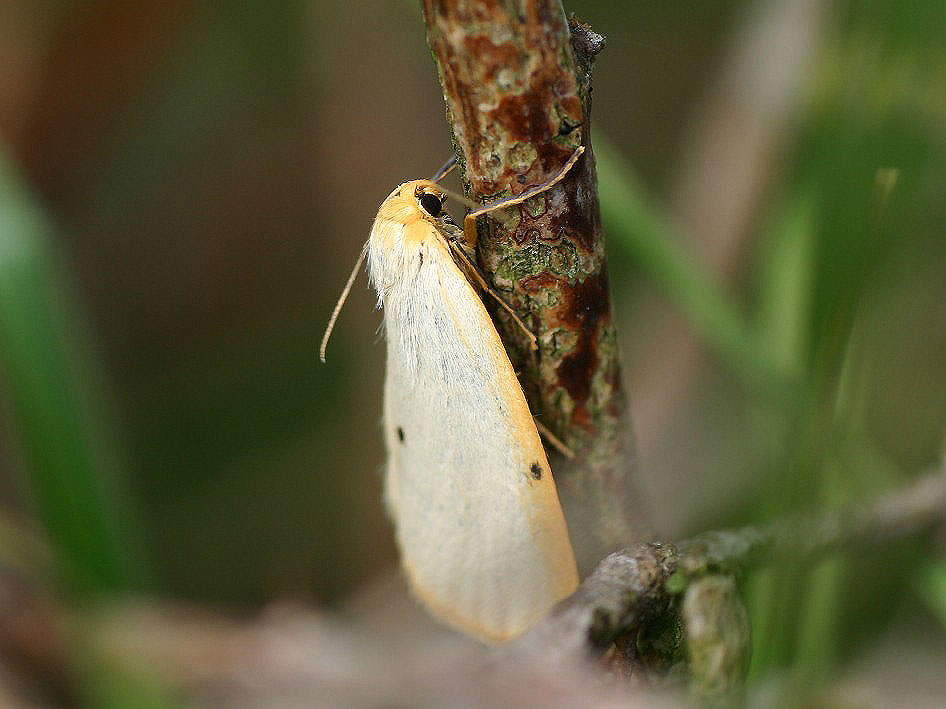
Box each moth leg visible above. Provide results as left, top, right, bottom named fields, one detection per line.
left=462, top=145, right=585, bottom=247
left=533, top=419, right=575, bottom=460
left=447, top=239, right=538, bottom=351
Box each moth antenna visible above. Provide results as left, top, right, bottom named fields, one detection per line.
left=429, top=155, right=458, bottom=183
left=320, top=240, right=369, bottom=363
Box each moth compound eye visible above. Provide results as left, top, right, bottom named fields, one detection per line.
left=419, top=192, right=442, bottom=218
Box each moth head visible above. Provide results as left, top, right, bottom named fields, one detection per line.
left=413, top=182, right=464, bottom=238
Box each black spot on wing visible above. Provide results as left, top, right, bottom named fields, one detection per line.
left=397, top=427, right=405, bottom=443
left=530, top=463, right=542, bottom=480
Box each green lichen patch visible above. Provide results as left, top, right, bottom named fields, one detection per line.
left=507, top=141, right=537, bottom=172
left=523, top=193, right=547, bottom=218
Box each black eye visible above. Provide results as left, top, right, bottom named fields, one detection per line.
left=419, top=192, right=442, bottom=217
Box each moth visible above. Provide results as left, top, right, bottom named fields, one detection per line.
left=322, top=147, right=584, bottom=642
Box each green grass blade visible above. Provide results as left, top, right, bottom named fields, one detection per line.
left=915, top=561, right=946, bottom=630
left=595, top=133, right=791, bottom=400
left=0, top=147, right=149, bottom=594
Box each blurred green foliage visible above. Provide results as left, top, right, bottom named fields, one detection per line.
left=0, top=148, right=147, bottom=594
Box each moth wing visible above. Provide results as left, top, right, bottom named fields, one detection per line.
left=381, top=238, right=578, bottom=642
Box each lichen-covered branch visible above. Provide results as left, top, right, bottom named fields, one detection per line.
left=421, top=0, right=646, bottom=573
left=521, top=467, right=946, bottom=669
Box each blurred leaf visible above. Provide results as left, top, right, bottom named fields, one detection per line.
left=80, top=646, right=178, bottom=709
left=916, top=561, right=946, bottom=631
left=595, top=132, right=791, bottom=400
left=0, top=146, right=149, bottom=594
left=752, top=188, right=817, bottom=380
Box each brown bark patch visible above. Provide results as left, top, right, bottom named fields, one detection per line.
left=554, top=269, right=611, bottom=426
left=519, top=270, right=562, bottom=294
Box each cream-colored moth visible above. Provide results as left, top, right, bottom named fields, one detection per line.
left=321, top=147, right=584, bottom=642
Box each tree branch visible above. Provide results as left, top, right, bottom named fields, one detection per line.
left=521, top=466, right=946, bottom=669
left=421, top=0, right=646, bottom=573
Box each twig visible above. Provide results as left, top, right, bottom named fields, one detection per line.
left=420, top=0, right=647, bottom=574
left=522, top=467, right=946, bottom=666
